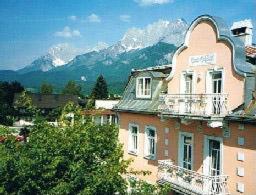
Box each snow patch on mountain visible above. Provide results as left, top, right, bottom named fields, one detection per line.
left=48, top=43, right=84, bottom=67
left=119, top=18, right=188, bottom=52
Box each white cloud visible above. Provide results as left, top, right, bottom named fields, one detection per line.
left=87, top=13, right=101, bottom=23
left=120, top=15, right=131, bottom=22
left=54, top=26, right=81, bottom=38
left=68, top=15, right=77, bottom=21
left=134, top=0, right=173, bottom=6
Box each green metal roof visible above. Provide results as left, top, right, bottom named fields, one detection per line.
left=114, top=70, right=167, bottom=113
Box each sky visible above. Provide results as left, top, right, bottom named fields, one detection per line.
left=0, top=0, right=255, bottom=70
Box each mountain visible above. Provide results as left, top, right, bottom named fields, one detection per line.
left=0, top=19, right=188, bottom=94
left=119, top=19, right=187, bottom=52
left=0, top=42, right=177, bottom=94
left=18, top=43, right=88, bottom=74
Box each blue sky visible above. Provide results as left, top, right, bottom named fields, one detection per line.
left=0, top=0, right=255, bottom=70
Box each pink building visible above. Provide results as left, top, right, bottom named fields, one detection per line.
left=115, top=15, right=256, bottom=194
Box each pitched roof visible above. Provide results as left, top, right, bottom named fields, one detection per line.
left=245, top=46, right=256, bottom=58
left=14, top=93, right=79, bottom=109
left=114, top=67, right=170, bottom=114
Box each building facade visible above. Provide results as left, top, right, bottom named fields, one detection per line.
left=115, top=15, right=256, bottom=195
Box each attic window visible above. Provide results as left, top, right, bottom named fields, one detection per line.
left=136, top=77, right=151, bottom=98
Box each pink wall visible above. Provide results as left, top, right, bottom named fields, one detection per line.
left=119, top=112, right=256, bottom=194
left=167, top=21, right=244, bottom=111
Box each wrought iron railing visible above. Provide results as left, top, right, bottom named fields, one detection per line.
left=158, top=160, right=229, bottom=195
left=158, top=93, right=228, bottom=117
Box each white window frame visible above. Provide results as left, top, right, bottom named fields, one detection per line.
left=178, top=131, right=194, bottom=170
left=203, top=135, right=223, bottom=176
left=136, top=77, right=152, bottom=99
left=205, top=68, right=224, bottom=94
left=128, top=123, right=139, bottom=155
left=180, top=71, right=196, bottom=94
left=144, top=125, right=157, bottom=160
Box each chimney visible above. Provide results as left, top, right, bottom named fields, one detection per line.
left=231, top=19, right=253, bottom=46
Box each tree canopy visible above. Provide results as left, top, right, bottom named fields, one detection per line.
left=91, top=74, right=108, bottom=99
left=14, top=90, right=38, bottom=118
left=40, top=83, right=53, bottom=94
left=0, top=103, right=170, bottom=194
left=0, top=81, right=24, bottom=125
left=62, top=80, right=82, bottom=96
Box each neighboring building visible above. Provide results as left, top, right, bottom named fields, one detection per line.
left=114, top=15, right=256, bottom=195
left=14, top=93, right=80, bottom=120
left=83, top=100, right=119, bottom=125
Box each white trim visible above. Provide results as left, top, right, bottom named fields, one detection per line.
left=136, top=77, right=152, bottom=99
left=178, top=131, right=194, bottom=170
left=128, top=123, right=139, bottom=155
left=144, top=125, right=157, bottom=160
left=166, top=15, right=246, bottom=82
left=206, top=68, right=224, bottom=93
left=203, top=135, right=223, bottom=176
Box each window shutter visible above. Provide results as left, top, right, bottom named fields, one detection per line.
left=144, top=128, right=148, bottom=157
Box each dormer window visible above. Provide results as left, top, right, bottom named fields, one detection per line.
left=136, top=77, right=151, bottom=98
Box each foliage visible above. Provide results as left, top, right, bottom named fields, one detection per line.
left=129, top=177, right=171, bottom=195
left=14, top=91, right=38, bottom=117
left=85, top=98, right=95, bottom=110
left=40, top=82, right=53, bottom=94
left=0, top=103, right=128, bottom=194
left=91, top=74, right=108, bottom=99
left=0, top=103, right=171, bottom=194
left=0, top=81, right=24, bottom=125
left=62, top=80, right=82, bottom=96
left=45, top=107, right=62, bottom=121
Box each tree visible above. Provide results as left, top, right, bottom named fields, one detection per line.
left=40, top=83, right=53, bottom=94
left=91, top=74, right=108, bottom=99
left=0, top=81, right=24, bottom=125
left=62, top=80, right=82, bottom=96
left=0, top=103, right=171, bottom=194
left=14, top=91, right=38, bottom=117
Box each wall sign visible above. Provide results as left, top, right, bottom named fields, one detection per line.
left=189, top=53, right=216, bottom=66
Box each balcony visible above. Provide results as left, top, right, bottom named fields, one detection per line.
left=158, top=93, right=228, bottom=118
left=158, top=160, right=229, bottom=195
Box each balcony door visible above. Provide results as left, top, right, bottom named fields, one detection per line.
left=212, top=71, right=223, bottom=114
left=203, top=136, right=223, bottom=176
left=179, top=132, right=193, bottom=170
left=209, top=139, right=221, bottom=176
left=185, top=74, right=193, bottom=113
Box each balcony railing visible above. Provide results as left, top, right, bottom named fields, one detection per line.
left=158, top=160, right=229, bottom=195
left=158, top=93, right=228, bottom=117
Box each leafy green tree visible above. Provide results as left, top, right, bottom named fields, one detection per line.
left=91, top=74, right=108, bottom=99
left=62, top=80, right=82, bottom=96
left=40, top=82, right=53, bottom=94
left=14, top=91, right=38, bottom=117
left=0, top=103, right=128, bottom=194
left=0, top=103, right=171, bottom=194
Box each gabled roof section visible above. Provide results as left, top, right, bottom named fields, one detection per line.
left=167, top=15, right=256, bottom=81
left=14, top=93, right=79, bottom=109
left=114, top=68, right=169, bottom=114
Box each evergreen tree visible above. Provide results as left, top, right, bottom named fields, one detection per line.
left=40, top=82, right=53, bottom=94
left=0, top=81, right=24, bottom=125
left=91, top=74, right=108, bottom=99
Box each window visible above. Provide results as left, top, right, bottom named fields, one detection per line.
left=144, top=126, right=156, bottom=159
left=128, top=124, right=139, bottom=154
left=185, top=74, right=193, bottom=94
left=179, top=132, right=193, bottom=170
left=136, top=77, right=151, bottom=98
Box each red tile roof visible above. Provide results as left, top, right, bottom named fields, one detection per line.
left=245, top=46, right=256, bottom=58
